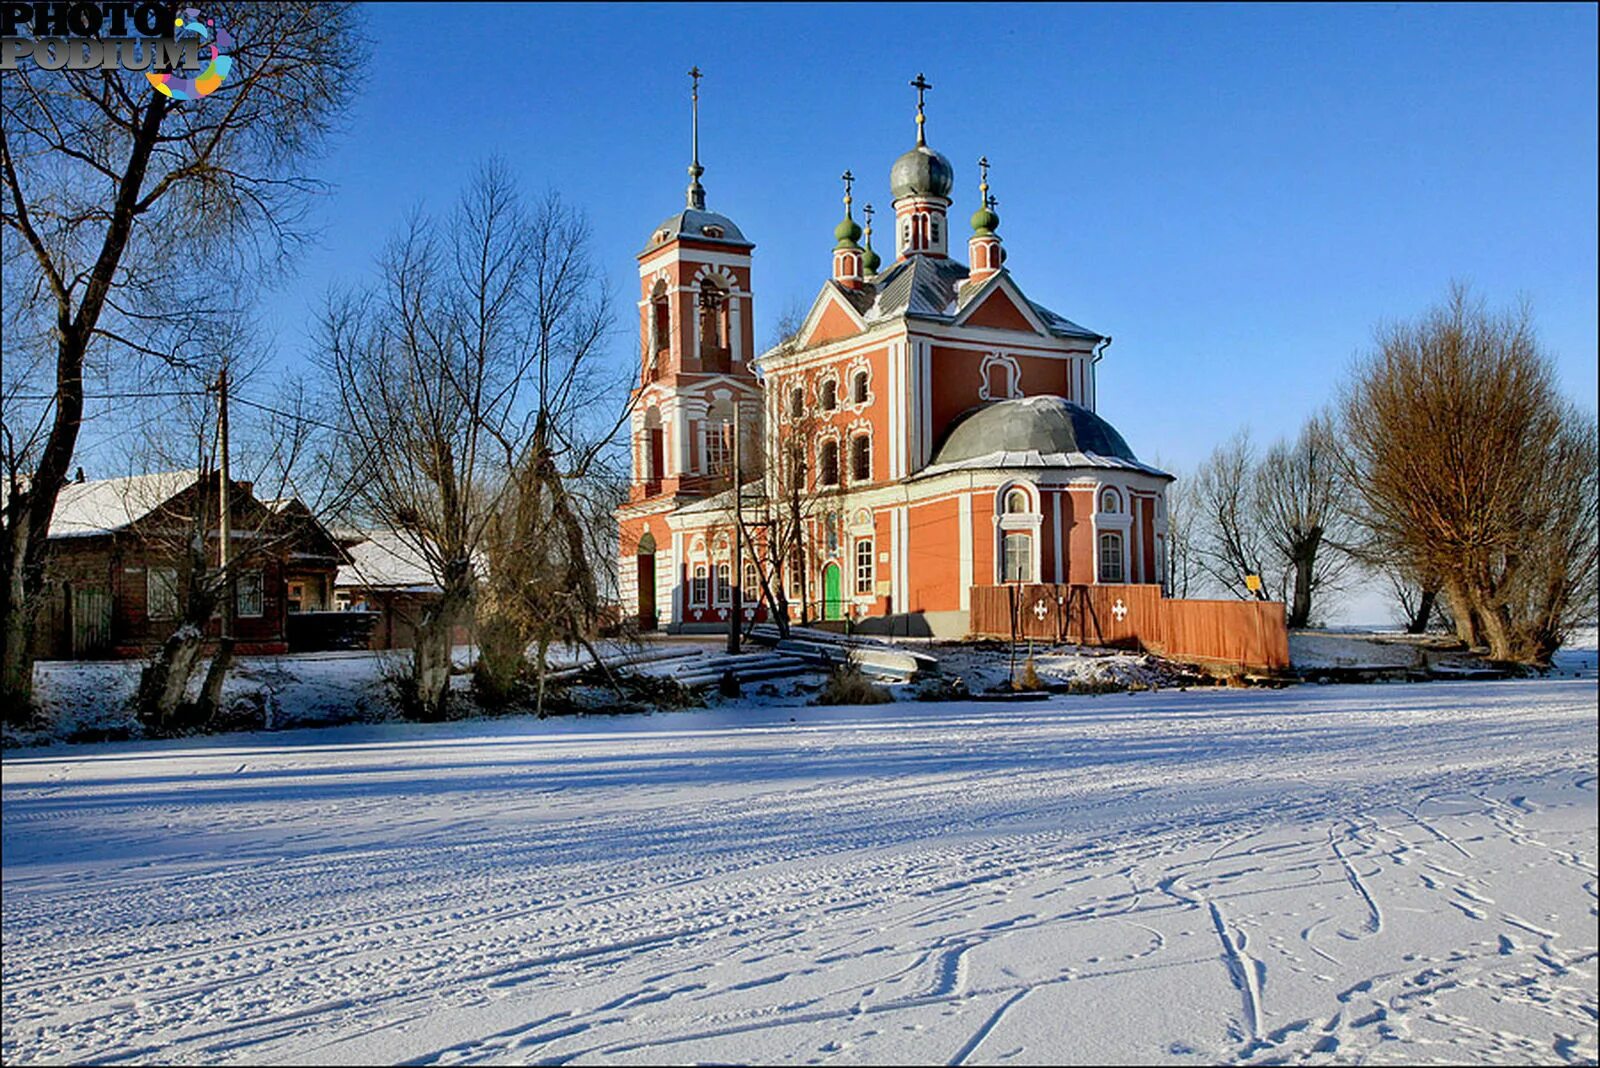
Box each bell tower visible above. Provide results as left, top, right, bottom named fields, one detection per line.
left=630, top=66, right=759, bottom=504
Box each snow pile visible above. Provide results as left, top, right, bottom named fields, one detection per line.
left=1289, top=631, right=1427, bottom=671
left=934, top=640, right=1196, bottom=693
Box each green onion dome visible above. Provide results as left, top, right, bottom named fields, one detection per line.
left=834, top=215, right=863, bottom=249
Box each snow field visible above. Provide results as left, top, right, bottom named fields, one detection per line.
left=3, top=668, right=1596, bottom=1065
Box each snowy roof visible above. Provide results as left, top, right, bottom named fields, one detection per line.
left=912, top=448, right=1172, bottom=481
left=45, top=469, right=200, bottom=538
left=855, top=260, right=1102, bottom=340
left=335, top=530, right=440, bottom=593
left=643, top=209, right=752, bottom=253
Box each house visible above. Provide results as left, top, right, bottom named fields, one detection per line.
left=31, top=470, right=349, bottom=658
left=616, top=76, right=1174, bottom=638
left=333, top=530, right=472, bottom=650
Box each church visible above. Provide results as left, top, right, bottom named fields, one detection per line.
left=616, top=73, right=1173, bottom=638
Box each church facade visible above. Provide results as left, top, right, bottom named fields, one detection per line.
left=616, top=74, right=1173, bottom=638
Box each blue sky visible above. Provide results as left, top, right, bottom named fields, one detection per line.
left=258, top=1, right=1596, bottom=476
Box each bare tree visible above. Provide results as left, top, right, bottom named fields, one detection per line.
left=1190, top=431, right=1273, bottom=601
left=323, top=163, right=618, bottom=718
left=1255, top=411, right=1354, bottom=627
left=1341, top=285, right=1597, bottom=663
left=1, top=2, right=367, bottom=715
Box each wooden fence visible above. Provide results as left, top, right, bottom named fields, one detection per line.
left=968, top=583, right=1290, bottom=672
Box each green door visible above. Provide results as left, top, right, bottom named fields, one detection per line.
left=823, top=563, right=843, bottom=621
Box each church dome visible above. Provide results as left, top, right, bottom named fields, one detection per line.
left=933, top=395, right=1139, bottom=465
left=643, top=209, right=751, bottom=252
left=890, top=144, right=955, bottom=200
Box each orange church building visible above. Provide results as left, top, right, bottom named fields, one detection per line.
left=616, top=74, right=1174, bottom=638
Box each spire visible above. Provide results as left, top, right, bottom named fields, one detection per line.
left=910, top=72, right=932, bottom=146
left=968, top=156, right=1003, bottom=283
left=686, top=65, right=706, bottom=210
left=971, top=155, right=1000, bottom=236
left=833, top=169, right=862, bottom=249
left=862, top=202, right=881, bottom=274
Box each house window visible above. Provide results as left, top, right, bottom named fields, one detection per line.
left=147, top=566, right=179, bottom=621
left=1099, top=532, right=1125, bottom=583
left=715, top=562, right=731, bottom=604
left=819, top=440, right=840, bottom=486
left=1100, top=487, right=1122, bottom=514
left=855, top=538, right=874, bottom=594
left=820, top=378, right=838, bottom=411
left=1002, top=532, right=1033, bottom=584
left=790, top=386, right=805, bottom=420
left=852, top=370, right=869, bottom=404
left=236, top=569, right=264, bottom=618
left=692, top=565, right=708, bottom=605
left=850, top=435, right=871, bottom=482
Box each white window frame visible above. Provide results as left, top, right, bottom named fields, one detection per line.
left=993, top=480, right=1042, bottom=584
left=236, top=568, right=264, bottom=618
left=854, top=538, right=875, bottom=595
left=1098, top=531, right=1125, bottom=584
left=691, top=564, right=709, bottom=606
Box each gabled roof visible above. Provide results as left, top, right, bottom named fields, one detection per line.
left=46, top=469, right=200, bottom=538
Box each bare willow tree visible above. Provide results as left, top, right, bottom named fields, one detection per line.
left=1342, top=285, right=1598, bottom=663
left=1255, top=411, right=1354, bottom=627
left=1, top=2, right=367, bottom=715
left=323, top=162, right=618, bottom=719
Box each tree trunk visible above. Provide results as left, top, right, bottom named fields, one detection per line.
left=1, top=536, right=35, bottom=717
left=1405, top=588, right=1437, bottom=634
left=136, top=623, right=208, bottom=731
left=1286, top=538, right=1317, bottom=629
left=196, top=637, right=236, bottom=724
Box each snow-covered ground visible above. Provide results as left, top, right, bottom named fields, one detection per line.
left=3, top=651, right=1596, bottom=1065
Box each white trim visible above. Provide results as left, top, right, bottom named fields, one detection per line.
left=951, top=273, right=1054, bottom=336
left=1053, top=491, right=1064, bottom=583
left=637, top=246, right=751, bottom=273
left=958, top=493, right=973, bottom=610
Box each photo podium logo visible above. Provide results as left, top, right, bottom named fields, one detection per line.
left=1, top=2, right=234, bottom=99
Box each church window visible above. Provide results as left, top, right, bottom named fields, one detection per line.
left=1099, top=532, right=1125, bottom=583
left=855, top=538, right=875, bottom=594
left=1002, top=532, right=1033, bottom=584
left=852, top=370, right=869, bottom=404
left=819, top=440, right=840, bottom=487
left=901, top=218, right=911, bottom=249
left=850, top=434, right=871, bottom=482
left=743, top=562, right=759, bottom=598
left=931, top=216, right=941, bottom=245
left=715, top=562, right=731, bottom=604
left=825, top=511, right=839, bottom=553
left=1100, top=487, right=1122, bottom=514
left=821, top=378, right=838, bottom=411
left=704, top=420, right=730, bottom=475
left=692, top=565, right=708, bottom=605
left=1004, top=488, right=1030, bottom=515
left=790, top=386, right=805, bottom=420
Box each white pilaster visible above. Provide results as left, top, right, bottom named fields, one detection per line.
left=958, top=493, right=973, bottom=610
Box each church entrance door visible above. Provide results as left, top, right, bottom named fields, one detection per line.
left=822, top=563, right=842, bottom=621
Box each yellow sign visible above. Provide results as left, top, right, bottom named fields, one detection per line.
left=1244, top=574, right=1262, bottom=592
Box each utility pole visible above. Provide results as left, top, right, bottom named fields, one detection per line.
left=216, top=359, right=233, bottom=643
left=728, top=398, right=742, bottom=655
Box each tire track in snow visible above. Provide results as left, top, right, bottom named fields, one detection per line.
left=1328, top=823, right=1382, bottom=937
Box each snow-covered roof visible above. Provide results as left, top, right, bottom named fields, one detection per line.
left=335, top=530, right=440, bottom=593
left=46, top=469, right=200, bottom=538
left=912, top=449, right=1173, bottom=481
left=856, top=260, right=1102, bottom=340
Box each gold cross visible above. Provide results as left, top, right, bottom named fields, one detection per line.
left=688, top=66, right=702, bottom=94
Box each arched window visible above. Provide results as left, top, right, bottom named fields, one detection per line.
left=1002, top=532, right=1033, bottom=583
left=1004, top=488, right=1030, bottom=514
left=852, top=370, right=869, bottom=404
left=1100, top=487, right=1122, bottom=514
left=743, top=562, right=759, bottom=598
left=821, top=378, right=838, bottom=411
left=850, top=435, right=871, bottom=482
left=1099, top=532, right=1125, bottom=583
left=790, top=386, right=805, bottom=420
left=819, top=440, right=840, bottom=486
left=855, top=538, right=875, bottom=594
left=692, top=565, right=709, bottom=605
left=650, top=283, right=670, bottom=367
left=715, top=562, right=731, bottom=604
left=698, top=283, right=730, bottom=367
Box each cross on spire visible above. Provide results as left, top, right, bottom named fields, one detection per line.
left=978, top=155, right=990, bottom=202
left=841, top=169, right=855, bottom=215
left=862, top=202, right=874, bottom=230
left=910, top=72, right=932, bottom=145
left=686, top=65, right=706, bottom=209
